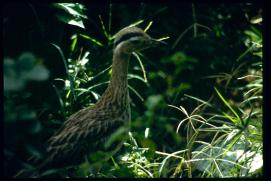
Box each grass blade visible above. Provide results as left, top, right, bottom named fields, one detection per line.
left=214, top=87, right=241, bottom=123
left=50, top=43, right=76, bottom=102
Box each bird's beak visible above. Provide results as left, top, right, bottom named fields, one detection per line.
left=150, top=38, right=167, bottom=47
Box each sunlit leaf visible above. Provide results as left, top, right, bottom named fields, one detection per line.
left=144, top=21, right=153, bottom=32
left=214, top=87, right=241, bottom=123
left=250, top=16, right=262, bottom=24
left=53, top=3, right=87, bottom=19
left=80, top=34, right=104, bottom=47
left=145, top=128, right=150, bottom=138
left=79, top=51, right=90, bottom=66
left=56, top=14, right=85, bottom=29
left=70, top=34, right=78, bottom=52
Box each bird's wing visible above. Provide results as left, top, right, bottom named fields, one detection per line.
left=43, top=107, right=125, bottom=168
left=47, top=107, right=124, bottom=147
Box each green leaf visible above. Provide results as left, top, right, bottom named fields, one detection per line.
left=17, top=52, right=36, bottom=71
left=52, top=84, right=66, bottom=118
left=80, top=34, right=104, bottom=47
left=177, top=83, right=191, bottom=92
left=141, top=139, right=157, bottom=152
left=145, top=95, right=163, bottom=110
left=52, top=3, right=87, bottom=29
left=56, top=14, right=85, bottom=29
left=144, top=21, right=153, bottom=32
left=23, top=65, right=50, bottom=81
left=184, top=94, right=213, bottom=108
left=250, top=15, right=262, bottom=24
left=50, top=43, right=76, bottom=102
left=128, top=85, right=144, bottom=102
left=88, top=151, right=111, bottom=162
left=128, top=74, right=146, bottom=83
left=144, top=128, right=150, bottom=138
left=250, top=26, right=262, bottom=39
left=253, top=51, right=262, bottom=58
left=98, top=15, right=110, bottom=39
left=52, top=3, right=87, bottom=19
left=104, top=127, right=127, bottom=149
left=132, top=52, right=148, bottom=83
left=70, top=34, right=78, bottom=52
left=76, top=162, right=91, bottom=177
left=125, top=19, right=144, bottom=29
left=214, top=87, right=241, bottom=124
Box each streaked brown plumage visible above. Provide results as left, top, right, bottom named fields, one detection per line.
left=16, top=27, right=165, bottom=177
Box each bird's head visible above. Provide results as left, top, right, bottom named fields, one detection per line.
left=113, top=27, right=166, bottom=54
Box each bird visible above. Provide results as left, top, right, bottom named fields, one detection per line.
left=16, top=26, right=165, bottom=177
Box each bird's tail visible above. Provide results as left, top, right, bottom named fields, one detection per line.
left=14, top=168, right=40, bottom=178
left=14, top=155, right=44, bottom=178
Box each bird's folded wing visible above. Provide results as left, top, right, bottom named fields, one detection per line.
left=44, top=107, right=125, bottom=166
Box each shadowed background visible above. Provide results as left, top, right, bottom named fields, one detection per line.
left=4, top=3, right=262, bottom=178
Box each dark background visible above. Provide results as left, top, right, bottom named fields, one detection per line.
left=3, top=3, right=263, bottom=177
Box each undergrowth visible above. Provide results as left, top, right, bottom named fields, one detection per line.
left=4, top=3, right=262, bottom=178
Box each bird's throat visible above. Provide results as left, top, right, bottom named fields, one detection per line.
left=110, top=50, right=130, bottom=91
left=97, top=50, right=131, bottom=108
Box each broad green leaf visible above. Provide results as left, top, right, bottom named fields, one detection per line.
left=56, top=14, right=85, bottom=29
left=53, top=3, right=87, bottom=19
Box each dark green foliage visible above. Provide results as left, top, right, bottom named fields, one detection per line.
left=4, top=3, right=262, bottom=178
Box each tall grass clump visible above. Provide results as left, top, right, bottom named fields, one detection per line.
left=163, top=23, right=262, bottom=178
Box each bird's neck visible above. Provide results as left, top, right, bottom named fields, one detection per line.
left=110, top=50, right=131, bottom=88
left=97, top=50, right=131, bottom=108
